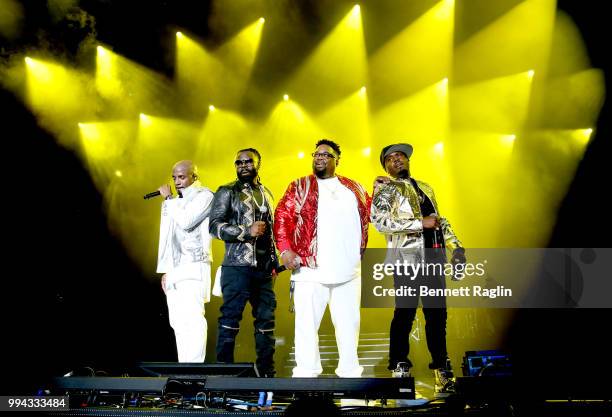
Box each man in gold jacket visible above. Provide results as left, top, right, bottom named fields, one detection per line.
left=371, top=143, right=465, bottom=397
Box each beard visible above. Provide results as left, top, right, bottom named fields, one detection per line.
left=313, top=161, right=330, bottom=178
left=238, top=168, right=257, bottom=182
left=314, top=166, right=327, bottom=178
left=396, top=168, right=410, bottom=179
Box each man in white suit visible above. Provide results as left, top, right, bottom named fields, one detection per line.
left=157, top=160, right=214, bottom=362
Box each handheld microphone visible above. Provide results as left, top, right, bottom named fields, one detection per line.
left=144, top=191, right=161, bottom=200
left=430, top=213, right=442, bottom=249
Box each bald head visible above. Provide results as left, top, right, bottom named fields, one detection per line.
left=172, top=160, right=198, bottom=191
left=173, top=160, right=196, bottom=174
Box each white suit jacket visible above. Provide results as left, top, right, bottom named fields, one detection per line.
left=157, top=181, right=214, bottom=301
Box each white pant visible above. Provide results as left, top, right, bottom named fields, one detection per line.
left=292, top=278, right=363, bottom=377
left=165, top=278, right=208, bottom=362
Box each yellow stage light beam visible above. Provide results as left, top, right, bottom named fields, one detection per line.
left=526, top=7, right=603, bottom=129
left=78, top=122, right=101, bottom=143
left=194, top=107, right=252, bottom=190
left=369, top=0, right=454, bottom=104
left=94, top=116, right=200, bottom=275
left=424, top=138, right=454, bottom=219
left=373, top=78, right=449, bottom=153
left=139, top=113, right=152, bottom=127
left=579, top=128, right=593, bottom=144
left=216, top=17, right=265, bottom=79
left=135, top=116, right=200, bottom=164
left=573, top=128, right=593, bottom=147
left=315, top=85, right=375, bottom=186
left=96, top=47, right=175, bottom=117
left=0, top=0, right=23, bottom=39
left=79, top=121, right=133, bottom=163
left=450, top=71, right=534, bottom=133
left=176, top=18, right=264, bottom=114
left=134, top=115, right=201, bottom=180
left=288, top=4, right=367, bottom=108
left=258, top=100, right=329, bottom=194
left=443, top=130, right=518, bottom=247
left=536, top=69, right=605, bottom=129
left=454, top=0, right=556, bottom=84
left=499, top=128, right=594, bottom=246
left=24, top=56, right=51, bottom=82
left=24, top=57, right=96, bottom=148
left=316, top=86, right=371, bottom=152
left=501, top=134, right=517, bottom=148
left=95, top=45, right=121, bottom=99
left=78, top=120, right=137, bottom=192
left=348, top=4, right=361, bottom=27
left=434, top=141, right=444, bottom=155
left=547, top=10, right=593, bottom=78
left=176, top=31, right=241, bottom=113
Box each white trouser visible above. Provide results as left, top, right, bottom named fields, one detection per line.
left=292, top=278, right=363, bottom=377
left=165, top=277, right=208, bottom=362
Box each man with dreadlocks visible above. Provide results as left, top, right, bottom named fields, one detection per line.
left=209, top=148, right=279, bottom=377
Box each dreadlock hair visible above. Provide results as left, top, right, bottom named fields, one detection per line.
left=315, top=138, right=341, bottom=158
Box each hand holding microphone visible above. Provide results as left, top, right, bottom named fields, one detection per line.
left=158, top=184, right=173, bottom=200
left=423, top=213, right=440, bottom=229
left=281, top=250, right=301, bottom=271
left=143, top=184, right=173, bottom=200
left=250, top=221, right=267, bottom=237
left=451, top=248, right=466, bottom=265
left=451, top=248, right=467, bottom=281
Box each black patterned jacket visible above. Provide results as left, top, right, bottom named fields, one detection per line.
left=209, top=180, right=278, bottom=271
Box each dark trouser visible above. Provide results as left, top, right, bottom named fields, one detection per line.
left=388, top=271, right=448, bottom=370
left=216, top=266, right=276, bottom=376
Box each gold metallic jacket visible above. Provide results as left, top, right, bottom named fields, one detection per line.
left=370, top=178, right=462, bottom=259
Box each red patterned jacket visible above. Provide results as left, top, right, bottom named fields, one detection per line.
left=274, top=174, right=371, bottom=268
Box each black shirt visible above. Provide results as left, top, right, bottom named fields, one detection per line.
left=410, top=178, right=442, bottom=251
left=251, top=186, right=275, bottom=271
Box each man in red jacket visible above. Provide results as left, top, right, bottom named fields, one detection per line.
left=274, top=139, right=371, bottom=377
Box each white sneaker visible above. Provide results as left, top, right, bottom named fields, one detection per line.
left=433, top=367, right=456, bottom=398
left=391, top=362, right=412, bottom=378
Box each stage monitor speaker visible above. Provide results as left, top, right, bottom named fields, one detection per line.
left=462, top=350, right=512, bottom=377
left=202, top=377, right=415, bottom=399
left=137, top=362, right=259, bottom=378
left=52, top=376, right=167, bottom=393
